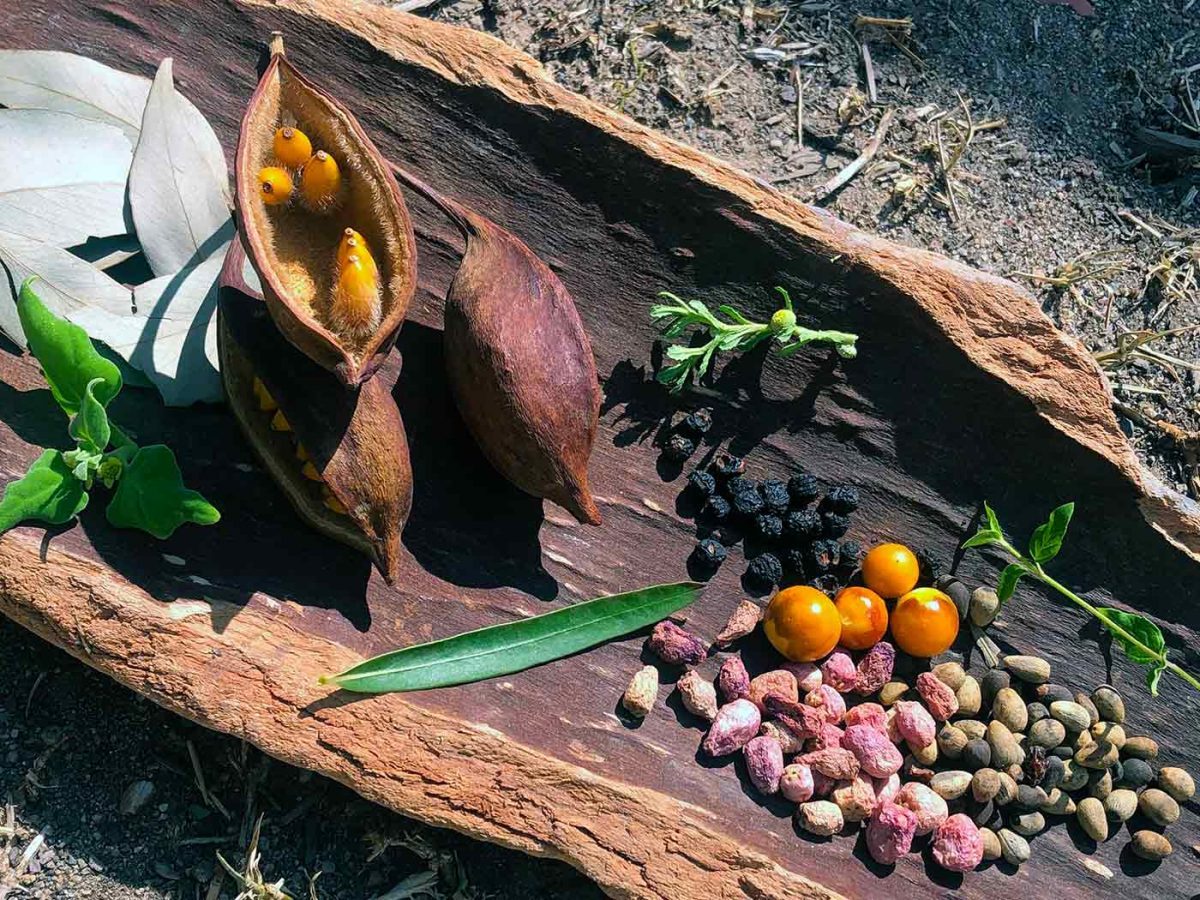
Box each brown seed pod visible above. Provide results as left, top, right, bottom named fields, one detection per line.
left=217, top=239, right=412, bottom=583
left=390, top=164, right=601, bottom=525
left=235, top=34, right=417, bottom=387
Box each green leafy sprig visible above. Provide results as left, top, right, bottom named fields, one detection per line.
left=963, top=501, right=1199, bottom=697
left=650, top=286, right=858, bottom=392
left=0, top=278, right=219, bottom=539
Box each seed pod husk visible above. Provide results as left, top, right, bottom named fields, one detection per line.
left=390, top=164, right=601, bottom=525
left=218, top=240, right=412, bottom=583
left=235, top=35, right=418, bottom=387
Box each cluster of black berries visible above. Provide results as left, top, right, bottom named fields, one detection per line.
left=686, top=451, right=865, bottom=594
left=661, top=408, right=712, bottom=464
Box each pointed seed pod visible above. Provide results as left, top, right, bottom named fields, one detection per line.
left=258, top=166, right=293, bottom=205
left=331, top=253, right=382, bottom=339
left=391, top=164, right=601, bottom=525
left=337, top=228, right=379, bottom=275
left=273, top=126, right=313, bottom=167
left=235, top=34, right=417, bottom=386
left=300, top=150, right=342, bottom=211
left=218, top=239, right=412, bottom=583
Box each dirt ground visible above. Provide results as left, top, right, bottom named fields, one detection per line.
left=2, top=1, right=1197, bottom=898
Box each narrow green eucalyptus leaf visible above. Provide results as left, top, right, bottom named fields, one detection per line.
left=323, top=582, right=703, bottom=693
left=1097, top=607, right=1165, bottom=665
left=105, top=444, right=219, bottom=539
left=1028, top=502, right=1074, bottom=563
left=983, top=500, right=1001, bottom=534
left=962, top=528, right=1002, bottom=549
left=68, top=378, right=111, bottom=454
left=0, top=449, right=88, bottom=534
left=1146, top=661, right=1166, bottom=697
left=996, top=563, right=1024, bottom=603
left=16, top=277, right=121, bottom=415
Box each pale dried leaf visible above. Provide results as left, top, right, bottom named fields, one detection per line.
left=129, top=58, right=232, bottom=277
left=0, top=110, right=132, bottom=247
left=0, top=50, right=152, bottom=142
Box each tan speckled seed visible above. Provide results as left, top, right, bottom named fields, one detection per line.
left=879, top=681, right=909, bottom=706
left=1077, top=797, right=1108, bottom=841
left=980, top=826, right=1002, bottom=861
left=937, top=723, right=968, bottom=760
left=1131, top=830, right=1172, bottom=861
left=932, top=662, right=967, bottom=691
left=1157, top=767, right=1195, bottom=803
left=991, top=688, right=1028, bottom=733
left=956, top=676, right=982, bottom=717
left=1139, top=788, right=1180, bottom=826
left=1104, top=789, right=1137, bottom=823
left=1123, top=735, right=1158, bottom=760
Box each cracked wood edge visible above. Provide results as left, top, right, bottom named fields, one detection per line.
left=245, top=0, right=1200, bottom=559
left=0, top=531, right=839, bottom=900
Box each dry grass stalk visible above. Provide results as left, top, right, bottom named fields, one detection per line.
left=1094, top=325, right=1200, bottom=382
left=217, top=815, right=292, bottom=900
left=815, top=108, right=895, bottom=199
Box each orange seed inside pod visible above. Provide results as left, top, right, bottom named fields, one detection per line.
left=331, top=253, right=381, bottom=338
left=272, top=126, right=313, bottom=168
left=258, top=166, right=293, bottom=206
left=336, top=228, right=379, bottom=279
left=300, top=150, right=341, bottom=210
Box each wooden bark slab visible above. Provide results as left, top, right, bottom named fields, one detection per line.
left=2, top=2, right=1198, bottom=897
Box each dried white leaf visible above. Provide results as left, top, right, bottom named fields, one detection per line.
left=0, top=50, right=152, bottom=143
left=69, top=234, right=142, bottom=271
left=0, top=110, right=132, bottom=248
left=0, top=229, right=131, bottom=348
left=128, top=58, right=231, bottom=278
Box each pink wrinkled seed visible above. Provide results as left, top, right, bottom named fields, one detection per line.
left=747, top=669, right=798, bottom=712
left=895, top=782, right=949, bottom=836
left=844, top=702, right=888, bottom=733
left=701, top=699, right=762, bottom=757
left=782, top=661, right=823, bottom=693
left=648, top=620, right=708, bottom=666
left=821, top=650, right=858, bottom=693
left=854, top=641, right=895, bottom=695
left=866, top=802, right=918, bottom=865
left=932, top=814, right=984, bottom=873
left=873, top=773, right=901, bottom=805
left=842, top=724, right=904, bottom=778
left=894, top=700, right=937, bottom=748
left=916, top=671, right=960, bottom=721
left=743, top=735, right=784, bottom=795
left=780, top=763, right=815, bottom=802
left=716, top=655, right=751, bottom=703
left=805, top=684, right=846, bottom=724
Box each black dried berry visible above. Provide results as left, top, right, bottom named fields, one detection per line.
left=837, top=540, right=864, bottom=574
left=690, top=538, right=727, bottom=569
left=702, top=494, right=732, bottom=522
left=663, top=433, right=695, bottom=462
left=822, top=485, right=860, bottom=513
left=787, top=472, right=819, bottom=505
left=781, top=547, right=807, bottom=574
left=807, top=539, right=840, bottom=573
left=745, top=553, right=783, bottom=587
left=713, top=452, right=745, bottom=479
left=808, top=574, right=841, bottom=596
left=724, top=475, right=752, bottom=498
left=821, top=511, right=851, bottom=538
left=1024, top=746, right=1049, bottom=787
left=783, top=508, right=822, bottom=541
left=754, top=513, right=783, bottom=540
left=681, top=408, right=713, bottom=436
left=913, top=547, right=943, bottom=585
left=687, top=469, right=717, bottom=497
left=731, top=488, right=764, bottom=518
left=760, top=479, right=790, bottom=515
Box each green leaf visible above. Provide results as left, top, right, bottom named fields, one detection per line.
left=67, top=378, right=111, bottom=453
left=996, top=563, right=1024, bottom=602
left=962, top=528, right=1002, bottom=549
left=983, top=501, right=1001, bottom=534
left=717, top=304, right=752, bottom=325
left=105, top=444, right=219, bottom=539
left=1028, top=502, right=1074, bottom=563
left=0, top=449, right=88, bottom=533
left=665, top=343, right=706, bottom=361
left=16, top=277, right=121, bottom=415
left=1097, top=607, right=1165, bottom=665
left=1146, top=661, right=1166, bottom=697
left=655, top=362, right=691, bottom=391
left=323, top=582, right=703, bottom=693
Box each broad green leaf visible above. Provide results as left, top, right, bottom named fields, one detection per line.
left=665, top=343, right=706, bottom=361
left=0, top=109, right=132, bottom=247
left=105, top=444, right=219, bottom=539
left=0, top=50, right=152, bottom=142
left=0, top=229, right=132, bottom=350
left=1028, top=502, right=1074, bottom=563
left=983, top=500, right=1001, bottom=534
left=323, top=582, right=703, bottom=693
left=717, top=304, right=752, bottom=325
left=1097, top=607, right=1165, bottom=665
left=1146, top=661, right=1166, bottom=697
left=962, top=528, right=1002, bottom=549
left=997, top=563, right=1024, bottom=603
left=15, top=277, right=122, bottom=415
left=128, top=59, right=231, bottom=277
left=68, top=378, right=111, bottom=453
left=0, top=449, right=88, bottom=533
left=656, top=362, right=690, bottom=390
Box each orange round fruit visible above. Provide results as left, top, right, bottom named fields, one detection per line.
left=890, top=587, right=960, bottom=657
left=861, top=542, right=920, bottom=599
left=834, top=586, right=888, bottom=650
left=764, top=586, right=842, bottom=662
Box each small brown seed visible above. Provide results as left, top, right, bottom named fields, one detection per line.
left=992, top=688, right=1028, bottom=733
left=1076, top=797, right=1107, bottom=841
left=980, top=826, right=1002, bottom=861
left=1010, top=811, right=1045, bottom=837
left=676, top=670, right=718, bottom=722
left=1075, top=740, right=1119, bottom=770
left=937, top=723, right=968, bottom=760
left=1003, top=655, right=1050, bottom=684
left=969, top=587, right=1000, bottom=627
left=714, top=597, right=763, bottom=647
left=931, top=770, right=972, bottom=800
left=972, top=768, right=1001, bottom=803
left=1041, top=787, right=1076, bottom=816
left=998, top=828, right=1031, bottom=865
left=1073, top=692, right=1100, bottom=727
left=622, top=665, right=658, bottom=718
left=879, top=681, right=909, bottom=706
left=1157, top=766, right=1195, bottom=803
left=1123, top=735, right=1159, bottom=760
left=1028, top=718, right=1066, bottom=749
left=932, top=661, right=967, bottom=691
left=1104, top=789, right=1137, bottom=823
left=955, top=676, right=982, bottom=717
left=956, top=719, right=987, bottom=741
left=1060, top=759, right=1089, bottom=791
left=1130, top=830, right=1172, bottom=861
left=1088, top=769, right=1113, bottom=801
left=1091, top=685, right=1125, bottom=724
left=995, top=771, right=1019, bottom=806
left=987, top=720, right=1023, bottom=769
left=911, top=739, right=939, bottom=766
left=1049, top=700, right=1092, bottom=733
left=1090, top=721, right=1125, bottom=749
left=1139, top=788, right=1180, bottom=826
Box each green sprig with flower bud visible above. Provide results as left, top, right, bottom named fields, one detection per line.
left=650, top=286, right=858, bottom=393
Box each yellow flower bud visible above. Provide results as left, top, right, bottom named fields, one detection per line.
left=273, top=126, right=313, bottom=168
left=252, top=377, right=278, bottom=412
left=331, top=253, right=381, bottom=338
left=300, top=150, right=341, bottom=211
left=258, top=166, right=293, bottom=206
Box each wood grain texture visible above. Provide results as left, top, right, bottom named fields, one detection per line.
left=1, top=2, right=1198, bottom=898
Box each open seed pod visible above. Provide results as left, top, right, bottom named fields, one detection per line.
left=234, top=34, right=417, bottom=387
left=391, top=165, right=602, bottom=526
left=218, top=239, right=412, bottom=583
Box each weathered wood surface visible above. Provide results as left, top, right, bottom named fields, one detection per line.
left=2, top=2, right=1198, bottom=897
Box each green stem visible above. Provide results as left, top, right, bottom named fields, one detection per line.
left=993, top=543, right=1200, bottom=693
